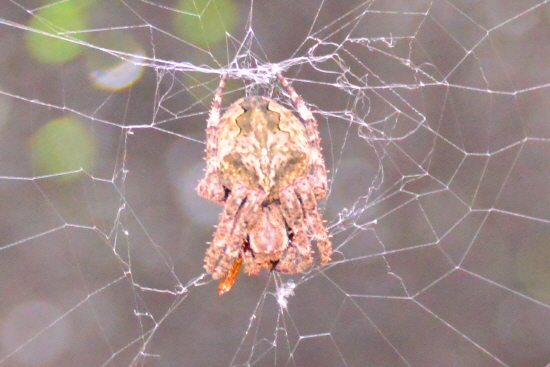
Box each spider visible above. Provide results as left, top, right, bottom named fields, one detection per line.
left=196, top=73, right=332, bottom=294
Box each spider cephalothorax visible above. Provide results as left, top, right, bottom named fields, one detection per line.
left=196, top=74, right=332, bottom=294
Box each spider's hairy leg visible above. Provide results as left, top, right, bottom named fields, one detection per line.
left=277, top=186, right=314, bottom=273
left=277, top=74, right=328, bottom=198
left=241, top=247, right=261, bottom=276
left=204, top=182, right=267, bottom=279
left=197, top=173, right=226, bottom=203
left=294, top=178, right=332, bottom=264
left=196, top=74, right=229, bottom=203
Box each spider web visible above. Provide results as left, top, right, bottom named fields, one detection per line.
left=1, top=0, right=550, bottom=366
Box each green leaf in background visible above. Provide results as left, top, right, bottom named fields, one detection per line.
left=174, top=0, right=238, bottom=47
left=25, top=1, right=91, bottom=64
left=516, top=233, right=550, bottom=303
left=31, top=117, right=95, bottom=181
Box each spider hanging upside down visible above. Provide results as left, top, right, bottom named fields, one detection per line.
left=196, top=73, right=332, bottom=294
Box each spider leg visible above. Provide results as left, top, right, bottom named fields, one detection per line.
left=196, top=74, right=229, bottom=203
left=277, top=74, right=328, bottom=199
left=241, top=239, right=261, bottom=276
left=278, top=185, right=314, bottom=273
left=293, top=178, right=332, bottom=264
left=204, top=182, right=267, bottom=279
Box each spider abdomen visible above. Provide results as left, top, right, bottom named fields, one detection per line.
left=218, top=96, right=312, bottom=193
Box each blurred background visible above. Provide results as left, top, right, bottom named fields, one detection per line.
left=1, top=0, right=550, bottom=366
